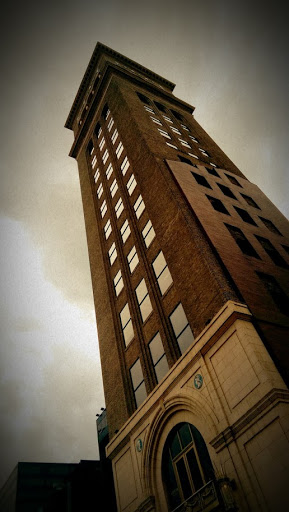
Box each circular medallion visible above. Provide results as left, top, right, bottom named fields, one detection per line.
left=193, top=374, right=203, bottom=389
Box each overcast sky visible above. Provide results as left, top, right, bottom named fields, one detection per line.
left=0, top=0, right=288, bottom=489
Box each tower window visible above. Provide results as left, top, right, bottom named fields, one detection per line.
left=99, top=136, right=105, bottom=151
left=115, top=197, right=124, bottom=219
left=120, top=304, right=134, bottom=346
left=158, top=128, right=171, bottom=139
left=135, top=279, right=153, bottom=322
left=234, top=206, right=257, bottom=225
left=97, top=183, right=103, bottom=199
left=108, top=242, right=117, bottom=265
left=137, top=92, right=151, bottom=105
left=106, top=163, right=114, bottom=180
left=255, top=235, right=288, bottom=268
left=127, top=246, right=139, bottom=273
left=171, top=110, right=183, bottom=121
left=256, top=272, right=289, bottom=316
left=111, top=128, right=119, bottom=144
left=107, top=117, right=114, bottom=132
left=113, top=269, right=124, bottom=297
left=152, top=251, right=173, bottom=296
left=199, top=148, right=210, bottom=157
left=127, top=174, right=137, bottom=196
left=259, top=217, right=282, bottom=236
left=150, top=116, right=162, bottom=125
left=142, top=220, right=156, bottom=248
left=110, top=179, right=118, bottom=198
left=100, top=200, right=107, bottom=218
left=282, top=245, right=289, bottom=256
left=91, top=155, right=97, bottom=169
left=217, top=183, right=237, bottom=199
left=171, top=127, right=181, bottom=134
left=188, top=153, right=199, bottom=160
left=94, top=169, right=100, bottom=183
left=225, top=224, right=260, bottom=258
left=149, top=332, right=169, bottom=383
left=225, top=173, right=242, bottom=187
left=181, top=124, right=190, bottom=131
left=104, top=219, right=112, bottom=240
left=166, top=142, right=178, bottom=149
left=188, top=135, right=199, bottom=143
left=179, top=139, right=191, bottom=148
left=205, top=166, right=219, bottom=177
left=191, top=172, right=212, bottom=189
left=144, top=105, right=155, bottom=114
left=102, top=149, right=109, bottom=165
left=116, top=142, right=124, bottom=159
left=120, top=219, right=131, bottom=244
left=130, top=359, right=147, bottom=407
left=134, top=195, right=145, bottom=219
left=169, top=304, right=194, bottom=354
left=163, top=114, right=173, bottom=123
left=155, top=101, right=166, bottom=112
left=121, top=156, right=130, bottom=176
left=206, top=196, right=230, bottom=215
left=240, top=194, right=260, bottom=209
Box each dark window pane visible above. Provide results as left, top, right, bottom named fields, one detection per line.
left=155, top=101, right=166, bottom=112
left=259, top=217, right=282, bottom=235
left=206, top=195, right=229, bottom=215
left=241, top=193, right=260, bottom=209
left=191, top=425, right=215, bottom=482
left=171, top=109, right=183, bottom=121
left=176, top=458, right=192, bottom=499
left=205, top=166, right=219, bottom=177
left=170, top=432, right=182, bottom=459
left=179, top=423, right=192, bottom=449
left=137, top=92, right=150, bottom=105
left=225, top=174, right=242, bottom=187
left=217, top=183, right=237, bottom=199
left=225, top=224, right=260, bottom=258
left=282, top=245, right=289, bottom=256
left=191, top=172, right=212, bottom=188
left=234, top=206, right=257, bottom=225
left=256, top=236, right=288, bottom=268
left=179, top=155, right=196, bottom=166
left=187, top=448, right=204, bottom=492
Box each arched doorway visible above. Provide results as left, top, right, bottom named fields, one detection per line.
left=162, top=422, right=214, bottom=510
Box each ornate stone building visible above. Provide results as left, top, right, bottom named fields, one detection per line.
left=65, top=43, right=289, bottom=512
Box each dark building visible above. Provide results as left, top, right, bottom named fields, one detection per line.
left=65, top=43, right=289, bottom=512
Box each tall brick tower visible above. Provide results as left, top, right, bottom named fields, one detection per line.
left=65, top=43, right=289, bottom=512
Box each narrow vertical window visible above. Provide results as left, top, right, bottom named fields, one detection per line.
left=91, top=155, right=97, bottom=169
left=121, top=156, right=130, bottom=176
left=116, top=142, right=124, bottom=159
left=234, top=206, right=257, bottom=225
left=255, top=236, right=288, bottom=268
left=106, top=163, right=113, bottom=180
left=99, top=136, right=105, bottom=151
left=130, top=359, right=147, bottom=407
left=100, top=200, right=107, bottom=218
left=225, top=174, right=242, bottom=187
left=102, top=149, right=109, bottom=164
left=97, top=183, right=103, bottom=199
left=169, top=303, right=194, bottom=354
left=259, top=217, right=282, bottom=235
left=127, top=246, right=139, bottom=273
left=135, top=279, right=153, bottom=322
left=149, top=332, right=169, bottom=383
left=256, top=272, right=289, bottom=316
left=178, top=138, right=191, bottom=148
left=120, top=304, right=134, bottom=346
left=152, top=251, right=173, bottom=295
left=111, top=128, right=119, bottom=144
left=107, top=117, right=114, bottom=132
left=225, top=224, right=260, bottom=258
left=104, top=219, right=112, bottom=240
left=94, top=169, right=100, bottom=183
left=113, top=270, right=124, bottom=296
left=115, top=197, right=124, bottom=219
left=158, top=128, right=171, bottom=139
left=134, top=195, right=145, bottom=219
left=120, top=219, right=131, bottom=243
left=108, top=242, right=117, bottom=265
left=142, top=220, right=156, bottom=248
left=110, top=178, right=118, bottom=198
left=127, top=174, right=137, bottom=196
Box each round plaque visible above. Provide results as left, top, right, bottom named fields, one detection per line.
left=136, top=438, right=143, bottom=452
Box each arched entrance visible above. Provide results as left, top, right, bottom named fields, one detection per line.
left=162, top=422, right=214, bottom=510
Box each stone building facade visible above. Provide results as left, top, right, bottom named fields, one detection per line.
left=65, top=43, right=289, bottom=512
